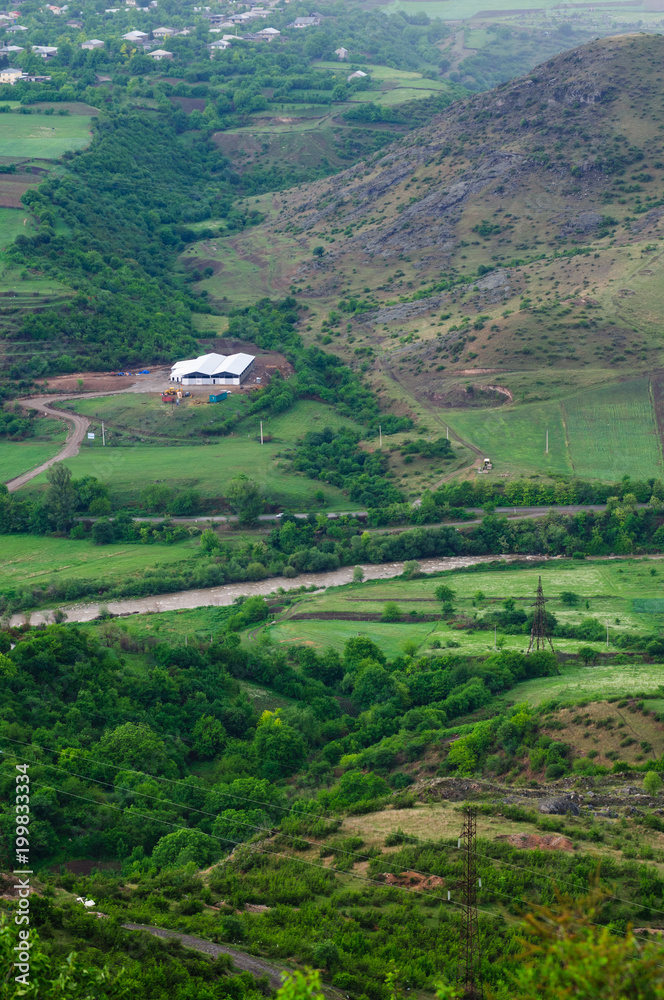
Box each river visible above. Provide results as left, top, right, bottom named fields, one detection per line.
left=11, top=554, right=547, bottom=627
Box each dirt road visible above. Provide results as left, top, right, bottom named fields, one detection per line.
left=4, top=396, right=91, bottom=493
left=121, top=924, right=344, bottom=998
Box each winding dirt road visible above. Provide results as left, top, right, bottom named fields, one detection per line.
left=4, top=396, right=91, bottom=493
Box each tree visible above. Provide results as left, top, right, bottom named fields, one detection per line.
left=434, top=584, right=456, bottom=603
left=152, top=828, right=216, bottom=869
left=381, top=601, right=402, bottom=622
left=200, top=527, right=220, bottom=552
left=312, top=246, right=325, bottom=257
left=276, top=970, right=324, bottom=1000
left=560, top=591, right=579, bottom=606
left=252, top=719, right=306, bottom=779
left=99, top=722, right=168, bottom=772
left=644, top=771, right=663, bottom=795
left=353, top=565, right=364, bottom=583
left=578, top=646, right=598, bottom=665
left=192, top=714, right=227, bottom=758
left=226, top=474, right=264, bottom=526
left=91, top=518, right=115, bottom=545
left=509, top=892, right=664, bottom=999
left=44, top=463, right=77, bottom=532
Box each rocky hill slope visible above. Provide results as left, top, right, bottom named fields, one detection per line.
left=201, top=34, right=664, bottom=408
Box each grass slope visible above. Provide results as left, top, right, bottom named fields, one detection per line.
left=0, top=114, right=93, bottom=159
left=193, top=35, right=664, bottom=483
left=0, top=418, right=67, bottom=480
left=258, top=558, right=664, bottom=658
left=0, top=534, right=198, bottom=591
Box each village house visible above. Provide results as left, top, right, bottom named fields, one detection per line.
left=334, top=46, right=348, bottom=60
left=287, top=13, right=322, bottom=27
left=33, top=45, right=58, bottom=58
left=152, top=25, right=175, bottom=37
left=122, top=29, right=149, bottom=41
left=255, top=26, right=280, bottom=39
left=148, top=48, right=173, bottom=59
left=81, top=38, right=105, bottom=49
left=0, top=66, right=23, bottom=83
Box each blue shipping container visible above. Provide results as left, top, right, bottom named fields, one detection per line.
left=209, top=392, right=228, bottom=403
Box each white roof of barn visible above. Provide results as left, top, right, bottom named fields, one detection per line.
left=171, top=352, right=255, bottom=376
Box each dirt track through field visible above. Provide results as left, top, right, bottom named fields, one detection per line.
left=4, top=396, right=91, bottom=492
left=121, top=923, right=344, bottom=998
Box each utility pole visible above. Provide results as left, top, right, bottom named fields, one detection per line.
left=447, top=425, right=449, bottom=440
left=260, top=420, right=264, bottom=445
left=102, top=421, right=105, bottom=447
left=456, top=807, right=483, bottom=1000
left=607, top=622, right=609, bottom=647
left=527, top=575, right=554, bottom=655
left=494, top=624, right=497, bottom=651
left=545, top=428, right=548, bottom=454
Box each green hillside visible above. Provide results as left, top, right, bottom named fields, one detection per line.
left=191, top=34, right=664, bottom=481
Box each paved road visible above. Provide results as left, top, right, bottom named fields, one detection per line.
left=4, top=396, right=91, bottom=493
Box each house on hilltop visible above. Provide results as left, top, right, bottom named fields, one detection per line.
left=255, top=26, right=280, bottom=39
left=334, top=46, right=348, bottom=60
left=287, top=13, right=323, bottom=27
left=81, top=38, right=105, bottom=49
left=153, top=25, right=175, bottom=37
left=170, top=352, right=255, bottom=386
left=122, top=29, right=149, bottom=41
left=33, top=45, right=58, bottom=58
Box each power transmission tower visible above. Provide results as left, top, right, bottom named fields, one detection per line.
left=456, top=807, right=483, bottom=1000
left=527, top=574, right=554, bottom=654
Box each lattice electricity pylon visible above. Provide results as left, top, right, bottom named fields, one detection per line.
left=455, top=807, right=483, bottom=1000
left=527, top=574, right=554, bottom=654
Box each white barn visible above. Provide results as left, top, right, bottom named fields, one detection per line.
left=170, top=352, right=255, bottom=386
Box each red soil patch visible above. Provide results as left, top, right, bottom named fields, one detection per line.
left=495, top=833, right=574, bottom=851
left=383, top=870, right=445, bottom=890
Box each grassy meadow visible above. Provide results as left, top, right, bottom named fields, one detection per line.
left=28, top=395, right=364, bottom=510
left=0, top=418, right=67, bottom=481
left=0, top=113, right=93, bottom=159
left=0, top=207, right=31, bottom=248
left=256, top=558, right=664, bottom=658
left=506, top=661, right=664, bottom=706
left=0, top=533, right=198, bottom=592
left=445, top=376, right=663, bottom=480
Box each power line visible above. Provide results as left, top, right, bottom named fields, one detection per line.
left=5, top=736, right=664, bottom=928
left=4, top=737, right=664, bottom=925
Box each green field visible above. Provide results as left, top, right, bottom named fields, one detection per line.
left=0, top=419, right=67, bottom=481
left=563, top=378, right=663, bottom=480
left=507, top=661, right=664, bottom=706
left=0, top=113, right=93, bottom=159
left=260, top=558, right=664, bottom=658
left=0, top=533, right=198, bottom=591
left=384, top=0, right=574, bottom=17
left=0, top=207, right=31, bottom=249
left=19, top=442, right=353, bottom=510
left=447, top=377, right=662, bottom=480
left=19, top=395, right=365, bottom=510
left=375, top=87, right=440, bottom=105
left=63, top=394, right=364, bottom=455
